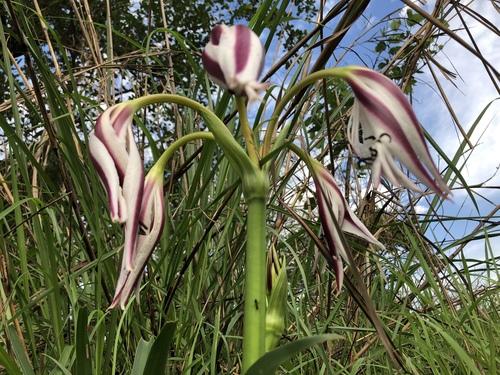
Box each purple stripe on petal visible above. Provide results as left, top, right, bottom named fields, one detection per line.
left=356, top=69, right=425, bottom=143
left=112, top=105, right=134, bottom=138
left=89, top=135, right=127, bottom=222
left=202, top=52, right=226, bottom=85
left=234, top=25, right=251, bottom=75
left=211, top=25, right=224, bottom=45
left=93, top=111, right=129, bottom=181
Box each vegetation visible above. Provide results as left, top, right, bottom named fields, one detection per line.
left=1, top=0, right=499, bottom=373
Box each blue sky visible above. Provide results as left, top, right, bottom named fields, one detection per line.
left=266, top=0, right=500, bottom=269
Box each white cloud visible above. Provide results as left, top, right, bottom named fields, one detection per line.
left=415, top=2, right=500, bottom=186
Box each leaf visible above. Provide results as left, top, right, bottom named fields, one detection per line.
left=246, top=334, right=344, bottom=375
left=375, top=41, right=386, bottom=53
left=130, top=339, right=154, bottom=375
left=7, top=325, right=35, bottom=375
left=131, top=322, right=177, bottom=375
left=0, top=339, right=22, bottom=375
left=75, top=307, right=92, bottom=375
left=390, top=20, right=401, bottom=31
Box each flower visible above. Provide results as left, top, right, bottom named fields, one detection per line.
left=109, top=170, right=165, bottom=309
left=341, top=66, right=450, bottom=198
left=202, top=24, right=270, bottom=103
left=89, top=103, right=144, bottom=271
left=310, top=158, right=383, bottom=290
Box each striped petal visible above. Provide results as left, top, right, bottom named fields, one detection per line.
left=202, top=25, right=270, bottom=103
left=109, top=171, right=165, bottom=309
left=343, top=66, right=450, bottom=198
left=310, top=159, right=383, bottom=290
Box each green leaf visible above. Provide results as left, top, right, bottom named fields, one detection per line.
left=7, top=325, right=35, bottom=375
left=390, top=20, right=401, bottom=31
left=131, top=322, right=177, bottom=375
left=75, top=307, right=92, bottom=375
left=0, top=339, right=22, bottom=375
left=246, top=334, right=344, bottom=375
left=375, top=41, right=386, bottom=52
left=408, top=12, right=425, bottom=26
left=130, top=339, right=154, bottom=375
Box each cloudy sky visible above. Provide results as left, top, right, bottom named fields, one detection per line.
left=312, top=0, right=500, bottom=265
left=404, top=1, right=500, bottom=263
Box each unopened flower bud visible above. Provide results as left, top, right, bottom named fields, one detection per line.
left=266, top=246, right=287, bottom=351
left=202, top=24, right=270, bottom=103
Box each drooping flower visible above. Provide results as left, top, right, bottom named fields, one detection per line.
left=109, top=169, right=165, bottom=309
left=202, top=24, right=270, bottom=103
left=89, top=103, right=144, bottom=271
left=340, top=66, right=450, bottom=198
left=309, top=158, right=383, bottom=290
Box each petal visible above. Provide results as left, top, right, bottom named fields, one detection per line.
left=316, top=189, right=346, bottom=290
left=201, top=51, right=229, bottom=90
left=93, top=104, right=133, bottom=180
left=121, top=126, right=145, bottom=271
left=88, top=131, right=128, bottom=222
left=110, top=174, right=166, bottom=309
left=344, top=67, right=450, bottom=198
left=341, top=210, right=384, bottom=249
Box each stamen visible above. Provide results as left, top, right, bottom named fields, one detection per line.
left=138, top=221, right=148, bottom=235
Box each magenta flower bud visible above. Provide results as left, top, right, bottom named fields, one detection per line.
left=202, top=24, right=270, bottom=103
left=310, top=158, right=383, bottom=290
left=109, top=170, right=165, bottom=309
left=341, top=66, right=450, bottom=198
left=89, top=103, right=144, bottom=271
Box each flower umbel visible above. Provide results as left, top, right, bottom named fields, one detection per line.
left=110, top=169, right=165, bottom=309
left=89, top=103, right=144, bottom=271
left=202, top=24, right=270, bottom=103
left=310, top=158, right=383, bottom=290
left=341, top=66, right=450, bottom=198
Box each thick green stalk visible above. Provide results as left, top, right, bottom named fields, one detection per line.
left=242, top=194, right=267, bottom=373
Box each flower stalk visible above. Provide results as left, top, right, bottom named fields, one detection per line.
left=89, top=20, right=451, bottom=373
left=242, top=192, right=268, bottom=373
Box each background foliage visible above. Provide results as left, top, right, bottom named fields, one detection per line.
left=1, top=0, right=499, bottom=373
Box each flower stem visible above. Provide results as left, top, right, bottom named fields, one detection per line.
left=152, top=131, right=215, bottom=174
left=242, top=194, right=267, bottom=374
left=236, top=96, right=260, bottom=168
left=261, top=67, right=349, bottom=158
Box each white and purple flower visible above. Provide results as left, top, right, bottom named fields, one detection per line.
left=89, top=103, right=166, bottom=309
left=89, top=103, right=144, bottom=271
left=109, top=170, right=165, bottom=309
left=310, top=158, right=383, bottom=290
left=202, top=24, right=270, bottom=103
left=341, top=66, right=450, bottom=199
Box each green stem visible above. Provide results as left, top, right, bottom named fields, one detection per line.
left=235, top=96, right=260, bottom=168
left=242, top=195, right=267, bottom=374
left=261, top=67, right=350, bottom=159
left=129, top=93, right=269, bottom=372
left=150, top=131, right=216, bottom=175
left=131, top=94, right=256, bottom=177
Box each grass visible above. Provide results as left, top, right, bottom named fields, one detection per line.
left=1, top=0, right=499, bottom=373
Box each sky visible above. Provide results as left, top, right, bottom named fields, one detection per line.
left=307, top=0, right=500, bottom=269
left=401, top=1, right=500, bottom=265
